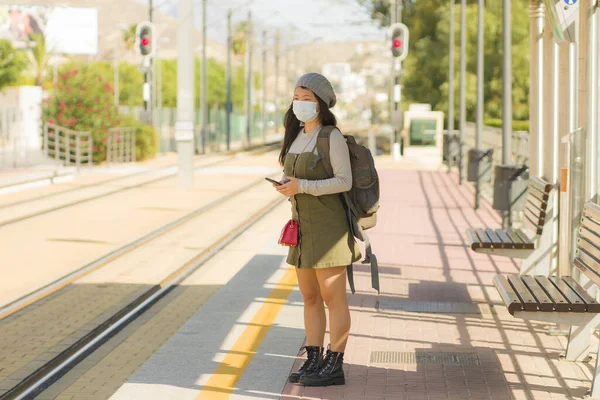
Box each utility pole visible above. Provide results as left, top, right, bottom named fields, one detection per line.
left=114, top=38, right=119, bottom=106
left=475, top=0, right=484, bottom=208
left=175, top=0, right=194, bottom=187
left=262, top=30, right=267, bottom=143
left=274, top=30, right=280, bottom=135
left=200, top=0, right=208, bottom=154
left=146, top=0, right=153, bottom=126
left=392, top=0, right=403, bottom=160
left=458, top=0, right=467, bottom=185
left=245, top=12, right=253, bottom=147
left=226, top=9, right=232, bottom=151
left=448, top=0, right=455, bottom=137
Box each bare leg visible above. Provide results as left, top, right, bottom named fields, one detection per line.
left=316, top=266, right=350, bottom=352
left=296, top=267, right=326, bottom=346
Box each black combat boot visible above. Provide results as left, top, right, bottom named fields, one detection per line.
left=288, top=346, right=324, bottom=383
left=299, top=348, right=345, bottom=386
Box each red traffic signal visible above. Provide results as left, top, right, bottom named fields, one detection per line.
left=136, top=22, right=155, bottom=57
left=389, top=23, right=409, bottom=60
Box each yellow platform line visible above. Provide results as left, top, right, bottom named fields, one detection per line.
left=196, top=266, right=297, bottom=400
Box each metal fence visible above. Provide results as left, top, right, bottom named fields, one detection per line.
left=119, top=106, right=278, bottom=153
left=43, top=123, right=93, bottom=170
left=0, top=106, right=28, bottom=168
left=106, top=127, right=136, bottom=163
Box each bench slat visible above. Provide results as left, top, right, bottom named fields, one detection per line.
left=577, top=235, right=600, bottom=266
left=466, top=229, right=482, bottom=250
left=549, top=277, right=587, bottom=312
left=529, top=177, right=554, bottom=194
left=579, top=226, right=600, bottom=250
left=475, top=228, right=492, bottom=248
left=575, top=252, right=600, bottom=283
left=507, top=275, right=539, bottom=311
left=526, top=195, right=547, bottom=213
left=534, top=276, right=570, bottom=311
left=493, top=275, right=523, bottom=315
left=562, top=276, right=600, bottom=312
left=485, top=228, right=503, bottom=246
left=514, top=230, right=535, bottom=249
left=524, top=207, right=543, bottom=229
left=527, top=186, right=550, bottom=204
left=581, top=215, right=600, bottom=239
left=583, top=202, right=600, bottom=224
left=521, top=275, right=555, bottom=311
left=495, top=229, right=515, bottom=247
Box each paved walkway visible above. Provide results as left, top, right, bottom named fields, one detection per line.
left=280, top=167, right=597, bottom=400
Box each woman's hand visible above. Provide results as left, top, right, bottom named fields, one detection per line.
left=276, top=176, right=300, bottom=197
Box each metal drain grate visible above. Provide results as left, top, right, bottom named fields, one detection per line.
left=369, top=351, right=480, bottom=366
left=377, top=300, right=493, bottom=315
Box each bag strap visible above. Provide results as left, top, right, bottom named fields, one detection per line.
left=317, top=126, right=335, bottom=178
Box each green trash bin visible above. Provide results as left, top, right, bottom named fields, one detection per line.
left=409, top=119, right=437, bottom=145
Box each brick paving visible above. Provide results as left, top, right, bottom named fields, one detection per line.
left=281, top=168, right=597, bottom=400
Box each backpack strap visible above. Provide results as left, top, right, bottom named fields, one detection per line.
left=317, top=126, right=379, bottom=295
left=316, top=126, right=336, bottom=178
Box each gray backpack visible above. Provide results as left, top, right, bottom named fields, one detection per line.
left=316, top=126, right=380, bottom=294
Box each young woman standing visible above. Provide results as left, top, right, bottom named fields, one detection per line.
left=273, top=73, right=360, bottom=387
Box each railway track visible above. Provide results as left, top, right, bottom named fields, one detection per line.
left=0, top=151, right=286, bottom=399
left=0, top=141, right=281, bottom=229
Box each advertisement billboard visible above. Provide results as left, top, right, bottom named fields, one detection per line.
left=0, top=5, right=98, bottom=55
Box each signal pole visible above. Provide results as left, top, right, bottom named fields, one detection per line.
left=200, top=0, right=207, bottom=154
left=175, top=0, right=194, bottom=187
left=244, top=12, right=253, bottom=147
left=392, top=0, right=403, bottom=160
left=147, top=0, right=153, bottom=125
left=226, top=9, right=232, bottom=151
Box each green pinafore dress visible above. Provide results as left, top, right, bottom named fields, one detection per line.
left=283, top=146, right=361, bottom=269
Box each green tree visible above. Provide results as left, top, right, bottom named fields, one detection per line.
left=358, top=0, right=530, bottom=123
left=0, top=39, right=28, bottom=91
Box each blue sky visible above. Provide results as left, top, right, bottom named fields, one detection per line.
left=142, top=0, right=386, bottom=45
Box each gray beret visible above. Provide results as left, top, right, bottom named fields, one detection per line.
left=295, top=73, right=337, bottom=108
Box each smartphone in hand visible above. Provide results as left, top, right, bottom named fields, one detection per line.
left=265, top=177, right=282, bottom=186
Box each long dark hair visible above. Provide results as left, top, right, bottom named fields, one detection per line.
left=278, top=93, right=337, bottom=165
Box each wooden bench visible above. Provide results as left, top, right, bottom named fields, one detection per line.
left=494, top=202, right=600, bottom=396
left=466, top=177, right=556, bottom=275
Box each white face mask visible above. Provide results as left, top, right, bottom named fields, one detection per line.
left=292, top=100, right=319, bottom=123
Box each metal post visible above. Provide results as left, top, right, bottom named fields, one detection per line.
left=448, top=0, right=455, bottom=135
left=529, top=0, right=545, bottom=177
left=502, top=0, right=512, bottom=166
left=475, top=0, right=484, bottom=209
left=175, top=0, right=194, bottom=187
left=200, top=0, right=208, bottom=154
left=275, top=29, right=280, bottom=135
left=226, top=9, right=232, bottom=151
left=501, top=0, right=512, bottom=227
left=262, top=30, right=267, bottom=143
left=585, top=1, right=598, bottom=200
left=458, top=0, right=467, bottom=185
left=114, top=39, right=119, bottom=106
left=145, top=0, right=153, bottom=125
left=245, top=12, right=253, bottom=147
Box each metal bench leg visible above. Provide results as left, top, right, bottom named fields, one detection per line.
left=564, top=321, right=594, bottom=361
left=519, top=191, right=556, bottom=276
left=590, top=342, right=600, bottom=398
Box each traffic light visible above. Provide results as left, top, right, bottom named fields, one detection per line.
left=136, top=22, right=155, bottom=57
left=389, top=23, right=409, bottom=60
